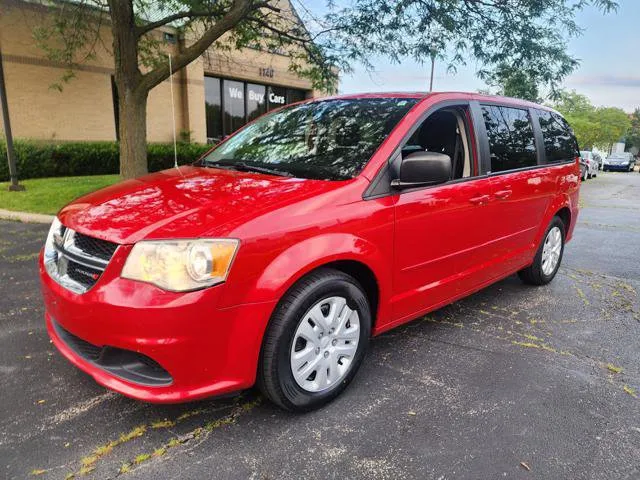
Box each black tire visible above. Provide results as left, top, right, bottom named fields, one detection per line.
left=258, top=268, right=371, bottom=412
left=518, top=216, right=566, bottom=286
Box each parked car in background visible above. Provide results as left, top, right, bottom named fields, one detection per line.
left=40, top=93, right=580, bottom=411
left=603, top=152, right=635, bottom=172
left=580, top=151, right=598, bottom=178
left=579, top=158, right=588, bottom=181
left=593, top=152, right=603, bottom=170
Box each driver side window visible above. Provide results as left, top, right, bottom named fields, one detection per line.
left=402, top=107, right=475, bottom=181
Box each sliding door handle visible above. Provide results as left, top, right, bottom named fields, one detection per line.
left=494, top=189, right=512, bottom=200
left=469, top=194, right=491, bottom=205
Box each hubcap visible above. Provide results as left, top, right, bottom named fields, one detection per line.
left=541, top=226, right=562, bottom=276
left=290, top=296, right=360, bottom=393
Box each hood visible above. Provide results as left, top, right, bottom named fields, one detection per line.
left=58, top=166, right=342, bottom=244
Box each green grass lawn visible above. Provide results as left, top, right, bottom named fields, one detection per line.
left=0, top=175, right=119, bottom=215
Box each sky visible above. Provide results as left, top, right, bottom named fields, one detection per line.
left=321, top=2, right=640, bottom=112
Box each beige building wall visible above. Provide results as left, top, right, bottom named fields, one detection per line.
left=0, top=0, right=318, bottom=144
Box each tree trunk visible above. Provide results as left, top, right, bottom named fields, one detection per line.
left=108, top=0, right=147, bottom=179
left=118, top=88, right=148, bottom=179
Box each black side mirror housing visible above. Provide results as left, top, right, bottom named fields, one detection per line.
left=391, top=151, right=452, bottom=189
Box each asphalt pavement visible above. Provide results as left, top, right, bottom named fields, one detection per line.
left=1, top=171, right=639, bottom=480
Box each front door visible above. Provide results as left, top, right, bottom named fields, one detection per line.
left=392, top=176, right=498, bottom=322
left=390, top=103, right=499, bottom=323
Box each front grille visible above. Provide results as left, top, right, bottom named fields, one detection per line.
left=46, top=226, right=119, bottom=294
left=73, top=233, right=119, bottom=262
left=52, top=318, right=173, bottom=387
left=66, top=261, right=102, bottom=289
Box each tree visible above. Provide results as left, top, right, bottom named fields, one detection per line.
left=484, top=64, right=541, bottom=102
left=553, top=90, right=630, bottom=151
left=626, top=109, right=640, bottom=153
left=27, top=0, right=617, bottom=179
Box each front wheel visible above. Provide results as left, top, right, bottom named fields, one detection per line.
left=518, top=217, right=565, bottom=286
left=258, top=268, right=371, bottom=412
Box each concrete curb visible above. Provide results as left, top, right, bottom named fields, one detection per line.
left=0, top=209, right=54, bottom=224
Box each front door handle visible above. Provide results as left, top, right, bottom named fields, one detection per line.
left=494, top=189, right=512, bottom=200
left=469, top=194, right=491, bottom=205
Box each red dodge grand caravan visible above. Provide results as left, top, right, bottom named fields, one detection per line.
left=40, top=92, right=580, bottom=411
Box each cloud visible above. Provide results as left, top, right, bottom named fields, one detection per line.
left=567, top=75, right=640, bottom=88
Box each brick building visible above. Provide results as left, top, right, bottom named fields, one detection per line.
left=0, top=0, right=321, bottom=144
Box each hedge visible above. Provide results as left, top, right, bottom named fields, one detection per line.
left=0, top=140, right=212, bottom=181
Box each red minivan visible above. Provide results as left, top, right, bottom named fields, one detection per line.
left=40, top=92, right=580, bottom=411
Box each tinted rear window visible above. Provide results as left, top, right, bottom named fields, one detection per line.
left=481, top=105, right=537, bottom=173
left=537, top=110, right=579, bottom=163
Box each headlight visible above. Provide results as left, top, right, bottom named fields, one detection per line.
left=44, top=217, right=62, bottom=261
left=121, top=239, right=239, bottom=291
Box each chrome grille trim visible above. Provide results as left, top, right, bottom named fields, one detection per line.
left=44, top=225, right=118, bottom=294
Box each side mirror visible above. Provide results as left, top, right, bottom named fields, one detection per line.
left=391, top=151, right=452, bottom=189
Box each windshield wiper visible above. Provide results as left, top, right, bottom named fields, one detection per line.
left=202, top=159, right=294, bottom=177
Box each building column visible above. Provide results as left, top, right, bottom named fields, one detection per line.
left=182, top=57, right=206, bottom=144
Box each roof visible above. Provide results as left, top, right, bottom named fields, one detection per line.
left=310, top=91, right=556, bottom=112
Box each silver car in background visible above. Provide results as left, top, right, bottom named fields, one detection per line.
left=580, top=151, right=598, bottom=178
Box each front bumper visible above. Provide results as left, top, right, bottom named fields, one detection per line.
left=40, top=249, right=276, bottom=403
left=604, top=164, right=632, bottom=171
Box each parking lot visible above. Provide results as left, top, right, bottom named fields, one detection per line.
left=1, top=172, right=639, bottom=480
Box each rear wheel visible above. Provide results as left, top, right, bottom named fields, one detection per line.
left=258, top=268, right=371, bottom=412
left=518, top=217, right=565, bottom=286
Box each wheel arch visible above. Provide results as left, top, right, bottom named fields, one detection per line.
left=251, top=233, right=390, bottom=334
left=311, top=259, right=379, bottom=330
left=534, top=193, right=576, bottom=248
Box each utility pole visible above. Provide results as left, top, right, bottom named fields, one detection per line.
left=429, top=50, right=436, bottom=93
left=0, top=43, right=24, bottom=191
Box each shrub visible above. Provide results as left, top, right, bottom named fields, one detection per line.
left=0, top=140, right=211, bottom=181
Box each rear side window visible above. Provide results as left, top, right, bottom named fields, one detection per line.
left=481, top=105, right=537, bottom=173
left=537, top=110, right=579, bottom=163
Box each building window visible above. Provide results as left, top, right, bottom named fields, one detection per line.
left=223, top=79, right=245, bottom=136
left=287, top=89, right=307, bottom=104
left=204, top=75, right=310, bottom=143
left=267, top=86, right=287, bottom=110
left=246, top=84, right=266, bottom=122
left=205, top=77, right=222, bottom=143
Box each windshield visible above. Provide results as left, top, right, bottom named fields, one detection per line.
left=199, top=98, right=418, bottom=180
